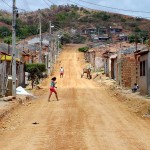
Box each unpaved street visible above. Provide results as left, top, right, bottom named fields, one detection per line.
left=0, top=45, right=150, bottom=150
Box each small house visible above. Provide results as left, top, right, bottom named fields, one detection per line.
left=110, top=26, right=123, bottom=34
left=134, top=47, right=150, bottom=95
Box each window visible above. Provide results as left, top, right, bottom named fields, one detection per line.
left=143, top=61, right=145, bottom=76
left=140, top=61, right=146, bottom=76
left=140, top=62, right=142, bottom=76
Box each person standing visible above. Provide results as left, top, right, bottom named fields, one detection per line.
left=48, top=77, right=59, bottom=101
left=60, top=67, right=64, bottom=78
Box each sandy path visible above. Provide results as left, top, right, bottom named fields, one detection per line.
left=0, top=44, right=150, bottom=150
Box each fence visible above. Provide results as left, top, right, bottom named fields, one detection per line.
left=0, top=62, right=7, bottom=97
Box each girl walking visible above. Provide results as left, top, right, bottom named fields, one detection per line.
left=48, top=77, right=59, bottom=101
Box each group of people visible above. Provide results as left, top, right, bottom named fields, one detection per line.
left=48, top=67, right=64, bottom=102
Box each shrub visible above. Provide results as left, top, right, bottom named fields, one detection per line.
left=25, top=63, right=46, bottom=89
left=0, top=26, right=11, bottom=38
left=78, top=47, right=89, bottom=52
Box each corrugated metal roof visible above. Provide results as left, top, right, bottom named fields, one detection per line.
left=119, top=45, right=146, bottom=54
left=27, top=36, right=49, bottom=45
left=0, top=43, right=20, bottom=55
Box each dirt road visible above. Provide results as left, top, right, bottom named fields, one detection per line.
left=0, top=44, right=150, bottom=150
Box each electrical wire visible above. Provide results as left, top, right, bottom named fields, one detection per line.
left=79, top=0, right=150, bottom=14
left=46, top=0, right=55, bottom=5
left=40, top=0, right=82, bottom=39
left=67, top=0, right=150, bottom=20
left=43, top=0, right=51, bottom=7
left=51, top=23, right=83, bottom=40
left=1, top=0, right=11, bottom=8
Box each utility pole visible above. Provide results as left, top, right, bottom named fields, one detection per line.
left=12, top=0, right=17, bottom=97
left=149, top=27, right=150, bottom=47
left=135, top=32, right=138, bottom=51
left=57, top=36, right=59, bottom=55
left=38, top=9, right=42, bottom=63
left=48, top=21, right=52, bottom=74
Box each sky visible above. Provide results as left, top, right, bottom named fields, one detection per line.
left=0, top=0, right=150, bottom=19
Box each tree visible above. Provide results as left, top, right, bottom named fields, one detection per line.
left=62, top=34, right=71, bottom=44
left=4, top=36, right=12, bottom=44
left=25, top=63, right=46, bottom=89
left=0, top=26, right=11, bottom=38
left=4, top=36, right=12, bottom=54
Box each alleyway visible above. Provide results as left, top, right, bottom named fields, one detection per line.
left=0, top=44, right=150, bottom=150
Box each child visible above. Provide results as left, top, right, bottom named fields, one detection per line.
left=132, top=83, right=139, bottom=93
left=48, top=77, right=59, bottom=101
left=60, top=67, right=64, bottom=78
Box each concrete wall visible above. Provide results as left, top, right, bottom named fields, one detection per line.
left=139, top=54, right=148, bottom=95
left=104, top=58, right=109, bottom=76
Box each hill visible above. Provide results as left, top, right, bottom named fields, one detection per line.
left=0, top=5, right=150, bottom=42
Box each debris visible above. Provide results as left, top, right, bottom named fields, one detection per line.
left=16, top=86, right=33, bottom=96
left=142, top=114, right=150, bottom=118
left=32, top=122, right=39, bottom=125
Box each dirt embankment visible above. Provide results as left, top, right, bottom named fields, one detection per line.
left=93, top=75, right=150, bottom=117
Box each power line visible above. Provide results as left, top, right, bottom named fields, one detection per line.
left=79, top=0, right=150, bottom=14
left=40, top=0, right=82, bottom=39
left=68, top=0, right=150, bottom=20
left=1, top=0, right=11, bottom=8
left=51, top=23, right=83, bottom=40
left=1, top=0, right=29, bottom=12
left=46, top=0, right=55, bottom=5
left=42, top=0, right=51, bottom=7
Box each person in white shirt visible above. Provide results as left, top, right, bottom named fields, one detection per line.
left=60, top=67, right=64, bottom=78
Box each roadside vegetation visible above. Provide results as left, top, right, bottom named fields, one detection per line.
left=78, top=46, right=89, bottom=52
left=25, top=63, right=46, bottom=89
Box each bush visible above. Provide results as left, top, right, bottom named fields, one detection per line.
left=78, top=47, right=89, bottom=52
left=4, top=36, right=12, bottom=44
left=0, top=26, right=11, bottom=38
left=62, top=34, right=71, bottom=44
left=25, top=63, right=46, bottom=89
left=0, top=17, right=12, bottom=25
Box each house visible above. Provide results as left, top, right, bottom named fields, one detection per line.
left=116, top=54, right=138, bottom=88
left=101, top=42, right=145, bottom=89
left=102, top=50, right=115, bottom=77
left=111, top=45, right=146, bottom=88
left=110, top=26, right=123, bottom=34
left=110, top=54, right=117, bottom=80
left=85, top=45, right=106, bottom=70
left=98, top=27, right=108, bottom=35
left=0, top=52, right=25, bottom=97
left=99, top=34, right=109, bottom=41
left=134, top=47, right=150, bottom=95
left=81, top=27, right=97, bottom=35
left=118, top=34, right=128, bottom=41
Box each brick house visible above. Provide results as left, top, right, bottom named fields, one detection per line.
left=116, top=54, right=138, bottom=88
left=112, top=45, right=145, bottom=88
